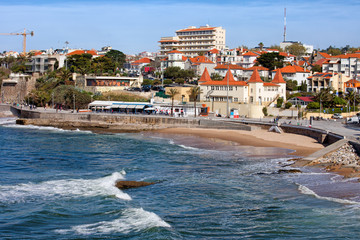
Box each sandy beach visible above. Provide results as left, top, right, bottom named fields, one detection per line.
left=155, top=127, right=324, bottom=157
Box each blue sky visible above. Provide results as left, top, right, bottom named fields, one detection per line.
left=0, top=0, right=359, bottom=54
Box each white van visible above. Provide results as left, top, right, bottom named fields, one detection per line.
left=347, top=116, right=359, bottom=124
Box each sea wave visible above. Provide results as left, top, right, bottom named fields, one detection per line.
left=55, top=207, right=171, bottom=235
left=298, top=184, right=360, bottom=205
left=3, top=124, right=92, bottom=134
left=0, top=117, right=17, bottom=125
left=0, top=172, right=131, bottom=203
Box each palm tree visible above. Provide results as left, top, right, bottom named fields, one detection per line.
left=187, top=86, right=203, bottom=117
left=168, top=88, right=179, bottom=117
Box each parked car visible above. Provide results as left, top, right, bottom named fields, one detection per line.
left=347, top=116, right=359, bottom=124
left=142, top=85, right=151, bottom=92
left=332, top=113, right=343, bottom=119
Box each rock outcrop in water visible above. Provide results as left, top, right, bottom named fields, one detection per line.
left=115, top=181, right=155, bottom=189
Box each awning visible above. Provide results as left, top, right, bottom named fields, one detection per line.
left=105, top=106, right=112, bottom=109
left=111, top=104, right=128, bottom=108
left=144, top=107, right=156, bottom=110
left=134, top=105, right=144, bottom=109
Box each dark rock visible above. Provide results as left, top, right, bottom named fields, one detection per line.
left=115, top=181, right=155, bottom=189
left=277, top=169, right=302, bottom=174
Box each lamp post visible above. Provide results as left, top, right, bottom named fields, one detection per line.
left=73, top=93, right=75, bottom=113
left=226, top=66, right=230, bottom=117
left=51, top=92, right=54, bottom=109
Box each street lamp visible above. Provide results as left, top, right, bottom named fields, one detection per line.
left=52, top=92, right=54, bottom=109
left=226, top=66, right=230, bottom=117
left=73, top=93, right=76, bottom=112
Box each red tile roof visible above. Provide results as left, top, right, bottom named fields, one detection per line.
left=132, top=57, right=151, bottom=65
left=263, top=82, right=280, bottom=87
left=189, top=56, right=214, bottom=64
left=176, top=27, right=215, bottom=32
left=167, top=50, right=183, bottom=54
left=198, top=68, right=212, bottom=83
left=313, top=58, right=329, bottom=66
left=244, top=66, right=269, bottom=71
left=67, top=50, right=98, bottom=56
left=201, top=68, right=248, bottom=86
left=332, top=53, right=360, bottom=59
left=346, top=79, right=360, bottom=84
left=272, top=69, right=286, bottom=84
left=243, top=51, right=258, bottom=57
left=279, top=52, right=296, bottom=57
left=297, top=97, right=314, bottom=102
left=209, top=48, right=220, bottom=54
left=274, top=65, right=310, bottom=73
left=318, top=52, right=331, bottom=58
left=248, top=69, right=263, bottom=83
left=214, top=64, right=244, bottom=70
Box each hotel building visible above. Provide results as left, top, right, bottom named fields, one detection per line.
left=159, top=25, right=226, bottom=57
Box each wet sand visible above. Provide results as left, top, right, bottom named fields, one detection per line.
left=155, top=128, right=324, bottom=157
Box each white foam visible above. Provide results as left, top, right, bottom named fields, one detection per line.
left=178, top=144, right=199, bottom=150
left=0, top=172, right=131, bottom=203
left=0, top=117, right=17, bottom=125
left=3, top=124, right=92, bottom=134
left=298, top=184, right=360, bottom=205
left=56, top=208, right=170, bottom=235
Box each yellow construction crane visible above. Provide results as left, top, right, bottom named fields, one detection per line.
left=0, top=28, right=34, bottom=55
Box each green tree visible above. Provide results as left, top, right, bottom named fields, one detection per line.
left=326, top=46, right=342, bottom=56
left=313, top=88, right=334, bottom=108
left=285, top=102, right=292, bottom=109
left=285, top=43, right=306, bottom=60
left=269, top=44, right=283, bottom=52
left=211, top=73, right=223, bottom=81
left=276, top=97, right=284, bottom=108
left=258, top=42, right=264, bottom=51
left=311, top=65, right=322, bottom=73
left=286, top=80, right=298, bottom=91
left=163, top=79, right=173, bottom=85
left=187, top=86, right=203, bottom=117
left=92, top=56, right=114, bottom=75
left=256, top=52, right=285, bottom=71
left=299, top=81, right=307, bottom=92
left=262, top=107, right=268, bottom=116
left=164, top=66, right=181, bottom=80
left=306, top=102, right=320, bottom=109
left=105, top=49, right=126, bottom=70
left=67, top=53, right=92, bottom=75
left=168, top=88, right=179, bottom=117
left=175, top=78, right=185, bottom=85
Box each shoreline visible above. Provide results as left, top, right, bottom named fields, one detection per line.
left=154, top=127, right=324, bottom=157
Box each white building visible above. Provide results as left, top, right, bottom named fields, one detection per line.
left=199, top=67, right=286, bottom=106
left=322, top=53, right=360, bottom=80
left=159, top=25, right=226, bottom=57
left=271, top=65, right=311, bottom=86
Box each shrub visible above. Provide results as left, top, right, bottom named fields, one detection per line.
left=276, top=97, right=284, bottom=108
left=262, top=107, right=268, bottom=116
left=306, top=102, right=320, bottom=109
left=285, top=102, right=292, bottom=109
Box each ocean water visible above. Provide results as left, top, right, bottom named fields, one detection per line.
left=1, top=117, right=360, bottom=239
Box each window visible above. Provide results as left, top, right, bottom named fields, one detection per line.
left=234, top=98, right=238, bottom=102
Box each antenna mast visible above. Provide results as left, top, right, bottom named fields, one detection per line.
left=283, top=8, right=287, bottom=42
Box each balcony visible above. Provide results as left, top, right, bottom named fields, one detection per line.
left=179, top=38, right=215, bottom=42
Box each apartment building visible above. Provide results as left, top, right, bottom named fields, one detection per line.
left=307, top=72, right=350, bottom=93
left=159, top=25, right=226, bottom=57
left=322, top=53, right=360, bottom=80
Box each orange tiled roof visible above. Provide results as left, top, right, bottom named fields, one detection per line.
left=198, top=68, right=212, bottom=83
left=209, top=48, right=220, bottom=54
left=214, top=64, right=244, bottom=70
left=167, top=50, right=183, bottom=54
left=346, top=79, right=360, bottom=84
left=244, top=66, right=269, bottom=71
left=201, top=68, right=248, bottom=86
left=274, top=65, right=310, bottom=73
left=248, top=69, right=263, bottom=83
left=189, top=56, right=214, bottom=64
left=182, top=56, right=188, bottom=61
left=314, top=58, right=329, bottom=66
left=332, top=53, right=360, bottom=59
left=272, top=69, right=286, bottom=84
left=318, top=52, right=331, bottom=58
left=243, top=51, right=258, bottom=57
left=176, top=27, right=215, bottom=32
left=279, top=52, right=296, bottom=57
left=263, top=82, right=280, bottom=87
left=67, top=50, right=98, bottom=56
left=132, top=57, right=151, bottom=65
left=34, top=52, right=42, bottom=56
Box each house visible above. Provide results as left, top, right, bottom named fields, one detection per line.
left=242, top=66, right=269, bottom=80
left=288, top=96, right=314, bottom=108
left=130, top=57, right=152, bottom=73
left=185, top=55, right=216, bottom=76
left=213, top=64, right=244, bottom=80
left=344, top=79, right=360, bottom=93
left=307, top=72, right=350, bottom=93
left=272, top=65, right=311, bottom=86
left=199, top=68, right=286, bottom=106
left=160, top=50, right=187, bottom=71
left=240, top=51, right=259, bottom=68
left=322, top=53, right=360, bottom=79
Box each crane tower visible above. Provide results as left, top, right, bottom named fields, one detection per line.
left=0, top=28, right=34, bottom=55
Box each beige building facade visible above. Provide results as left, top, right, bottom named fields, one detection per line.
left=159, top=25, right=226, bottom=57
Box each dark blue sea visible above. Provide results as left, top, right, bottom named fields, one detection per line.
left=1, top=117, right=360, bottom=239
